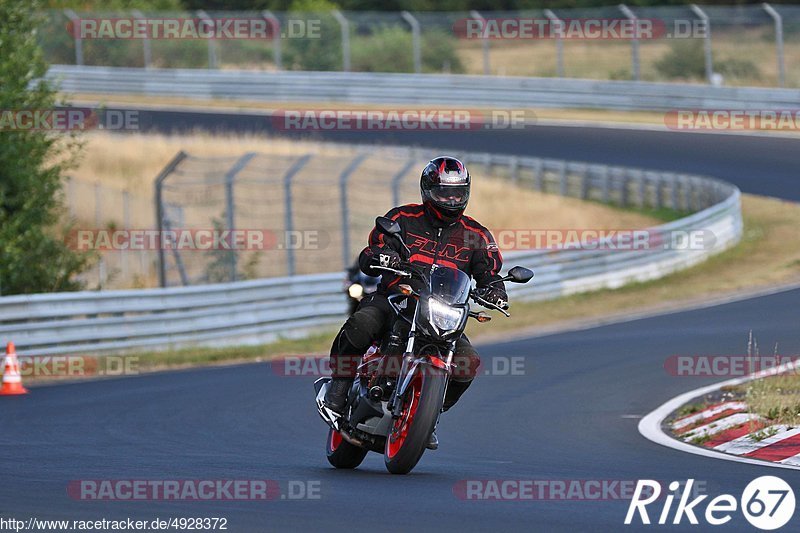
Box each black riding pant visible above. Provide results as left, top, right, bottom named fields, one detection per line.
left=329, top=294, right=479, bottom=409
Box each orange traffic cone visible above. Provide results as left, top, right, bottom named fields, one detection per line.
left=1, top=342, right=28, bottom=395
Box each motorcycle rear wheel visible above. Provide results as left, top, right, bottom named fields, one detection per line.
left=326, top=427, right=368, bottom=469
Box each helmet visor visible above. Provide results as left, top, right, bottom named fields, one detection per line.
left=431, top=185, right=469, bottom=207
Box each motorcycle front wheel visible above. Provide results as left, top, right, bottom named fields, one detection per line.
left=384, top=366, right=446, bottom=474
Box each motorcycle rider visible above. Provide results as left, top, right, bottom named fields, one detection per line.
left=323, top=156, right=508, bottom=449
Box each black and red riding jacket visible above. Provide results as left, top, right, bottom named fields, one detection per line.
left=358, top=203, right=507, bottom=298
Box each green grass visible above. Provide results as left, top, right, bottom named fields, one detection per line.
left=589, top=199, right=690, bottom=223
left=131, top=330, right=335, bottom=372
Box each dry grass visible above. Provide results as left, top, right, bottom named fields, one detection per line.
left=70, top=131, right=658, bottom=231
left=457, top=30, right=800, bottom=88
left=743, top=373, right=800, bottom=426
left=67, top=132, right=660, bottom=288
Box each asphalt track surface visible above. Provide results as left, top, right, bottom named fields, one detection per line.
left=2, top=113, right=799, bottom=531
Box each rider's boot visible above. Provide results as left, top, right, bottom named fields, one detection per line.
left=323, top=378, right=352, bottom=414
left=426, top=427, right=439, bottom=450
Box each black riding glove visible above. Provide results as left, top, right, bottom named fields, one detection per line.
left=475, top=286, right=509, bottom=310
left=373, top=249, right=402, bottom=269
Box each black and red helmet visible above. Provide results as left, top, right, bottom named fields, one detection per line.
left=420, top=156, right=470, bottom=224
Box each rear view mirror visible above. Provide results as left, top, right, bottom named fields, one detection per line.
left=376, top=216, right=402, bottom=237
left=507, top=266, right=534, bottom=284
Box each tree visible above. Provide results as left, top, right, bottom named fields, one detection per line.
left=0, top=0, right=90, bottom=295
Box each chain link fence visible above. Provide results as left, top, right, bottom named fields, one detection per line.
left=151, top=144, right=726, bottom=288
left=39, top=6, right=800, bottom=87
left=154, top=146, right=425, bottom=287
left=64, top=177, right=157, bottom=290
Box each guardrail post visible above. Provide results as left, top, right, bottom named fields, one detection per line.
left=558, top=162, right=568, bottom=197
left=262, top=10, right=282, bottom=70
left=64, top=10, right=84, bottom=66
left=679, top=175, right=690, bottom=211
left=470, top=10, right=490, bottom=75
left=122, top=189, right=130, bottom=280
left=340, top=153, right=369, bottom=269
left=223, top=152, right=257, bottom=282
left=580, top=166, right=589, bottom=200
left=94, top=182, right=104, bottom=288
left=197, top=10, right=218, bottom=69
left=690, top=4, right=713, bottom=84
left=332, top=10, right=351, bottom=72
left=652, top=173, right=663, bottom=209
left=669, top=173, right=679, bottom=210
left=282, top=154, right=312, bottom=276
left=763, top=3, right=786, bottom=87
left=401, top=11, right=422, bottom=74
left=601, top=166, right=610, bottom=203
left=636, top=170, right=646, bottom=208
left=689, top=178, right=699, bottom=212
left=543, top=10, right=565, bottom=77
left=618, top=5, right=640, bottom=81
left=509, top=156, right=519, bottom=185
left=534, top=159, right=544, bottom=191
left=391, top=158, right=417, bottom=207
left=132, top=10, right=151, bottom=68
left=620, top=171, right=630, bottom=206
left=154, top=151, right=188, bottom=287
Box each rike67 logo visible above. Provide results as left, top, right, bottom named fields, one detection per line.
left=625, top=477, right=795, bottom=530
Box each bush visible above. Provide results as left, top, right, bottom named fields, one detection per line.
left=716, top=57, right=760, bottom=81
left=655, top=39, right=706, bottom=80
left=0, top=1, right=90, bottom=294
left=350, top=26, right=463, bottom=73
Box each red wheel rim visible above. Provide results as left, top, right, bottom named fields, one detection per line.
left=329, top=429, right=342, bottom=451
left=386, top=373, right=423, bottom=459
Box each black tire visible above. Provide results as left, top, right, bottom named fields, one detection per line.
left=326, top=427, right=368, bottom=469
left=384, top=366, right=446, bottom=475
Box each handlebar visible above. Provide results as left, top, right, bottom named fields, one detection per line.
left=373, top=264, right=512, bottom=317
left=470, top=290, right=511, bottom=317
left=371, top=265, right=413, bottom=278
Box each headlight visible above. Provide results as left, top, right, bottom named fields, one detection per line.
left=348, top=284, right=364, bottom=299
left=428, top=298, right=465, bottom=332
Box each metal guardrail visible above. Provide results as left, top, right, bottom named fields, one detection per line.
left=0, top=147, right=742, bottom=356
left=42, top=6, right=800, bottom=87
left=46, top=65, right=800, bottom=111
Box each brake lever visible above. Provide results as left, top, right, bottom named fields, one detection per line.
left=372, top=265, right=412, bottom=277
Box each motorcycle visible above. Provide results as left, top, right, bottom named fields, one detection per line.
left=344, top=263, right=380, bottom=316
left=315, top=216, right=534, bottom=474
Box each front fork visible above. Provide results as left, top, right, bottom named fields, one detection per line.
left=389, top=317, right=455, bottom=418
